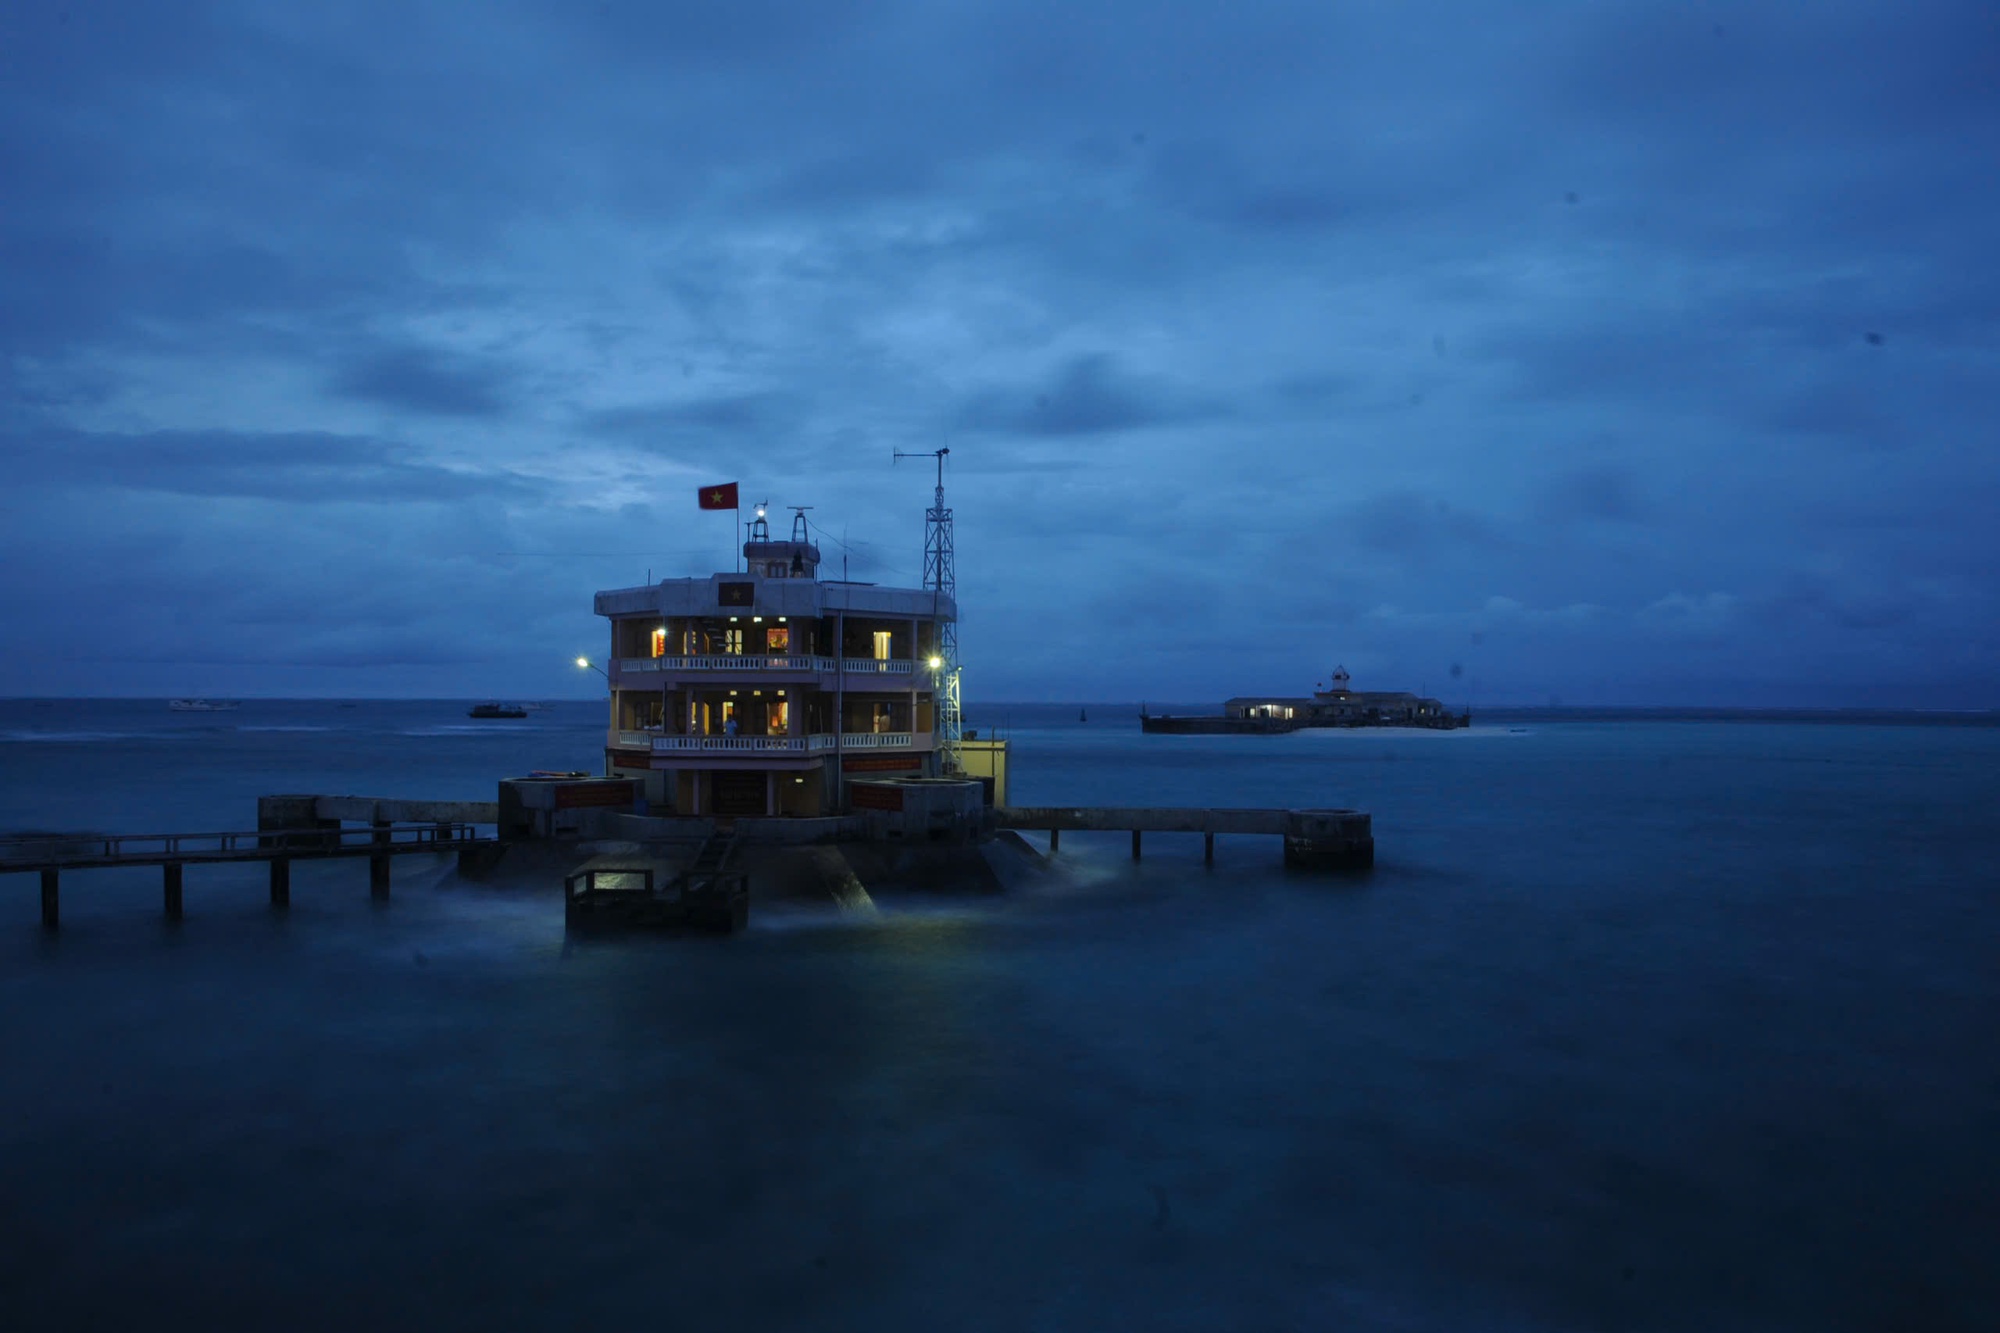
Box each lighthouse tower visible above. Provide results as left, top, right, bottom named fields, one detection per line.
left=1329, top=666, right=1352, bottom=695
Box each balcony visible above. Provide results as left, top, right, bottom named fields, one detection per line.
left=615, top=655, right=917, bottom=677
left=611, top=731, right=927, bottom=756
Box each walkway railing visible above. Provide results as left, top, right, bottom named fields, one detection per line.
left=0, top=823, right=482, bottom=868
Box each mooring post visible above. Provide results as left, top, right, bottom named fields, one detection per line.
left=1204, top=832, right=1215, bottom=866
left=40, top=868, right=59, bottom=930
left=370, top=819, right=391, bottom=899
left=269, top=858, right=291, bottom=908
left=163, top=863, right=184, bottom=920
left=1131, top=830, right=1142, bottom=861
left=1049, top=828, right=1059, bottom=853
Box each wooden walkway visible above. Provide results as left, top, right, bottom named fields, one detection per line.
left=992, top=806, right=1373, bottom=869
left=1, top=823, right=492, bottom=928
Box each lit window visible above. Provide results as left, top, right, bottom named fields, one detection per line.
left=650, top=627, right=667, bottom=658
left=872, top=630, right=892, bottom=660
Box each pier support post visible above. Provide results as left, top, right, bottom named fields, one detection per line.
left=1204, top=832, right=1215, bottom=866
left=164, top=863, right=184, bottom=920
left=1049, top=829, right=1059, bottom=854
left=40, top=868, right=59, bottom=930
left=1131, top=830, right=1142, bottom=861
left=269, top=858, right=291, bottom=908
left=370, top=819, right=391, bottom=899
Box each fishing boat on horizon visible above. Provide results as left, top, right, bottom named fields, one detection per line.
left=168, top=699, right=240, bottom=712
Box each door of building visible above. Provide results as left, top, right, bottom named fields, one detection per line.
left=711, top=770, right=766, bottom=817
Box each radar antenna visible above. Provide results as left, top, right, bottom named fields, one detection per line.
left=893, top=447, right=959, bottom=773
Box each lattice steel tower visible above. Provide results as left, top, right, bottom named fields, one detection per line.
left=896, top=446, right=960, bottom=773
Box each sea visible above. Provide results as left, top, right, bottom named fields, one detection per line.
left=2, top=698, right=1995, bottom=1333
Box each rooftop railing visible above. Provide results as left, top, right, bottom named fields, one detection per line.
left=615, top=655, right=917, bottom=677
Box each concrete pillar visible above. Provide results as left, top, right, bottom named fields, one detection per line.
left=269, top=858, right=291, bottom=908
left=40, top=868, right=59, bottom=929
left=1049, top=828, right=1059, bottom=853
left=370, top=818, right=391, bottom=899
left=1131, top=830, right=1142, bottom=861
left=1204, top=832, right=1215, bottom=866
left=164, top=863, right=184, bottom=920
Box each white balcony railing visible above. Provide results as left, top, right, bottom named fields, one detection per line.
left=637, top=731, right=930, bottom=756
left=650, top=735, right=831, bottom=754
left=839, top=732, right=916, bottom=749
left=835, top=658, right=915, bottom=675
left=618, top=655, right=819, bottom=674
left=615, top=655, right=919, bottom=677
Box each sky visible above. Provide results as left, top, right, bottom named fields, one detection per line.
left=2, top=1, right=1995, bottom=706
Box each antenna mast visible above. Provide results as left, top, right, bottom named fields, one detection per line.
left=893, top=446, right=959, bottom=773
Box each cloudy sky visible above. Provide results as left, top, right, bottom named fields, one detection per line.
left=3, top=1, right=1994, bottom=705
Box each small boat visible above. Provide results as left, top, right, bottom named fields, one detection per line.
left=467, top=703, right=529, bottom=719
left=169, top=699, right=240, bottom=712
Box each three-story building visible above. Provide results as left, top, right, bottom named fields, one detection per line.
left=592, top=512, right=954, bottom=816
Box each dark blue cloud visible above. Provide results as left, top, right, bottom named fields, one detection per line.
left=331, top=348, right=515, bottom=418
left=6, top=427, right=537, bottom=502
left=955, top=354, right=1222, bottom=437
left=0, top=0, right=1993, bottom=703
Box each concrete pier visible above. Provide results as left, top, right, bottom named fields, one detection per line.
left=4, top=822, right=486, bottom=930
left=995, top=806, right=1373, bottom=872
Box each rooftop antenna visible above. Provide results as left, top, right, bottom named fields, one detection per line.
left=784, top=505, right=816, bottom=577
left=893, top=446, right=959, bottom=773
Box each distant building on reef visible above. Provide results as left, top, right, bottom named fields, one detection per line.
left=1143, top=665, right=1466, bottom=734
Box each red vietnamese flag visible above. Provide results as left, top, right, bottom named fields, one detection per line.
left=697, top=482, right=739, bottom=510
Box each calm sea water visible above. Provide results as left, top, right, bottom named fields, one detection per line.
left=2, top=699, right=1995, bottom=1332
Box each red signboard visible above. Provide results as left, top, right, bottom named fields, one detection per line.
left=552, top=780, right=640, bottom=810
left=841, top=753, right=923, bottom=772
left=848, top=783, right=905, bottom=812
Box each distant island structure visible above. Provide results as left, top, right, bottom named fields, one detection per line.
left=1141, top=666, right=1468, bottom=734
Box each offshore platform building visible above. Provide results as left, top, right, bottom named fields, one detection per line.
left=592, top=510, right=956, bottom=818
